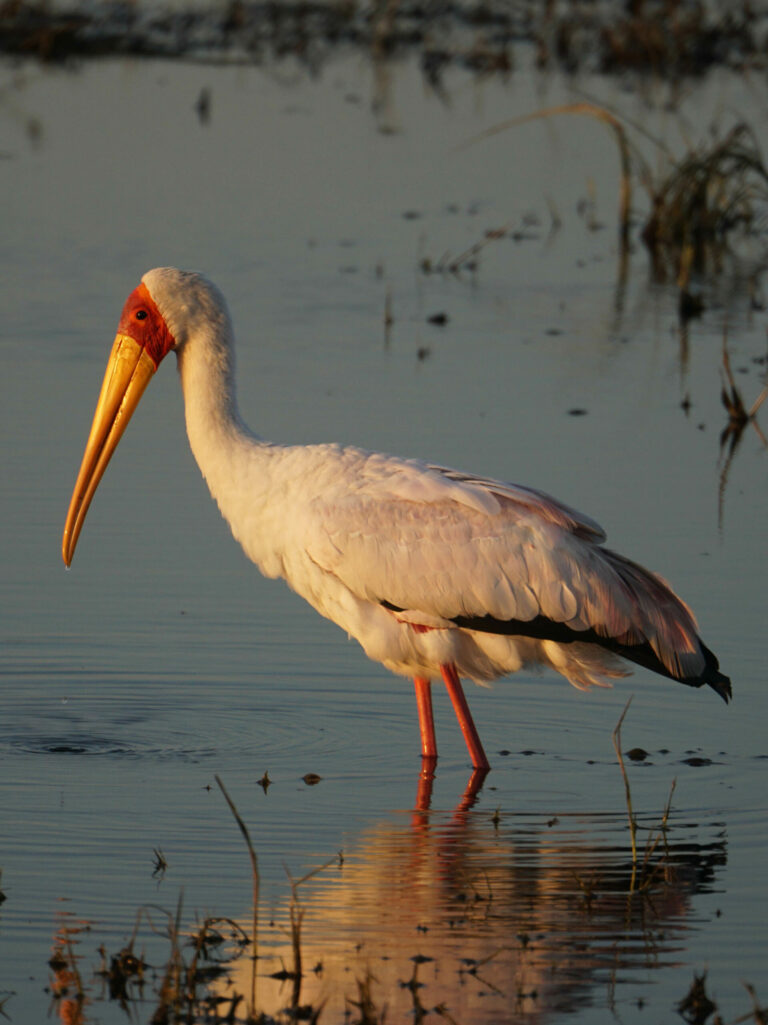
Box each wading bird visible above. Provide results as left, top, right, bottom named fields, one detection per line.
left=62, top=269, right=731, bottom=771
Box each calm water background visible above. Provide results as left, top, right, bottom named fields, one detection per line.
left=1, top=40, right=767, bottom=1023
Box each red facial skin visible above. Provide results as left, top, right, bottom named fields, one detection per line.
left=117, top=283, right=177, bottom=368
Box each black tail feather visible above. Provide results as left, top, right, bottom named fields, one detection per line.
left=698, top=641, right=732, bottom=703
left=379, top=599, right=732, bottom=701
left=445, top=610, right=732, bottom=700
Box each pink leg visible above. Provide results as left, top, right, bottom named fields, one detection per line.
left=413, top=676, right=438, bottom=760
left=440, top=663, right=490, bottom=770
left=414, top=759, right=436, bottom=816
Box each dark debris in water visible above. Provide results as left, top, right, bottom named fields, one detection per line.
left=103, top=948, right=147, bottom=1003
left=38, top=739, right=134, bottom=755
left=151, top=847, right=168, bottom=878
left=677, top=971, right=718, bottom=1025
left=410, top=952, right=433, bottom=964
left=426, top=311, right=449, bottom=326
left=626, top=746, right=649, bottom=762
left=1, top=0, right=766, bottom=78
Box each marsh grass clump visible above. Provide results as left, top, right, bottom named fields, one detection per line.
left=97, top=901, right=252, bottom=1024
left=642, top=123, right=768, bottom=286
left=469, top=107, right=768, bottom=306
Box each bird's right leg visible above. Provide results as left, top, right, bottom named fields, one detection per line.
left=413, top=676, right=438, bottom=760
left=440, top=663, right=490, bottom=771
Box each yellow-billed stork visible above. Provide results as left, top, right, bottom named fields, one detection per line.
left=62, top=268, right=731, bottom=771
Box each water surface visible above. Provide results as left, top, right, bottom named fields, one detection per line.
left=1, top=45, right=766, bottom=1024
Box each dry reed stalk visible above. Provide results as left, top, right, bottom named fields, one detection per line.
left=215, top=774, right=259, bottom=1019
left=718, top=327, right=768, bottom=526
left=612, top=697, right=638, bottom=890
left=281, top=857, right=339, bottom=1011
left=149, top=894, right=186, bottom=1022
left=721, top=332, right=768, bottom=439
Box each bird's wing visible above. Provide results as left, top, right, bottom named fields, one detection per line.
left=271, top=445, right=721, bottom=690
left=298, top=450, right=662, bottom=637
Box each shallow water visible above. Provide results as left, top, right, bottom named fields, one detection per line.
left=1, top=44, right=767, bottom=1024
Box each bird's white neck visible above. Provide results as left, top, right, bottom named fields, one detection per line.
left=176, top=314, right=241, bottom=443
left=174, top=316, right=275, bottom=546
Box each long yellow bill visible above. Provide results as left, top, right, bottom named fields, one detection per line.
left=62, top=334, right=157, bottom=566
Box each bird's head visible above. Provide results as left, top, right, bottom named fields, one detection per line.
left=61, top=267, right=216, bottom=567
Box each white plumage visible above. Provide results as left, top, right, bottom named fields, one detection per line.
left=62, top=268, right=731, bottom=770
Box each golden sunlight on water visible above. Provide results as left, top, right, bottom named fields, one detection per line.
left=216, top=776, right=726, bottom=1022
left=4, top=13, right=768, bottom=1020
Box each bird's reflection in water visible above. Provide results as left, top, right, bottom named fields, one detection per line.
left=414, top=759, right=488, bottom=815
left=223, top=774, right=726, bottom=1023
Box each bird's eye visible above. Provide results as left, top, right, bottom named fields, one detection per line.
left=135, top=309, right=148, bottom=320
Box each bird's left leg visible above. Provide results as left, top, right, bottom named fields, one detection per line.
left=440, top=663, right=490, bottom=770
left=414, top=676, right=438, bottom=759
